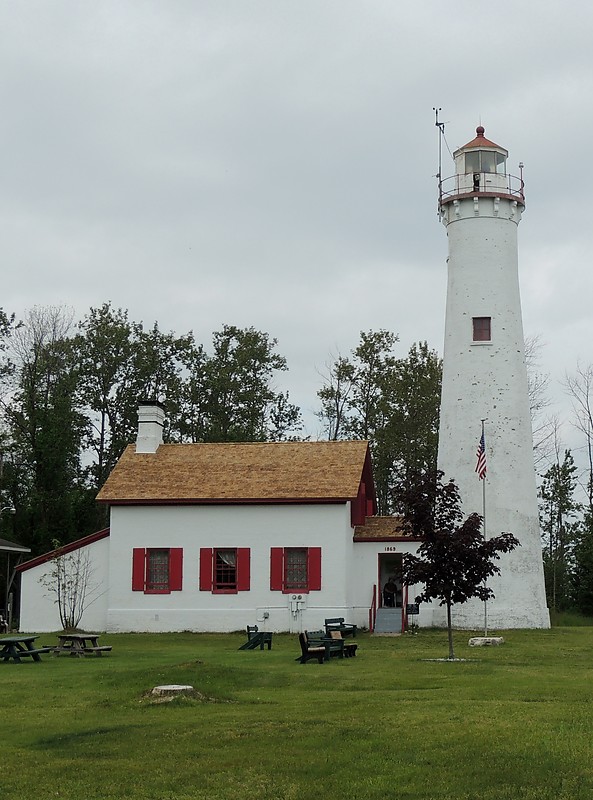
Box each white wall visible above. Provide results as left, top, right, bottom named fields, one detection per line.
left=18, top=505, right=459, bottom=633
left=19, top=536, right=110, bottom=633
left=106, top=502, right=358, bottom=633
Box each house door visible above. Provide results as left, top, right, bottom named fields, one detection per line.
left=378, top=553, right=403, bottom=609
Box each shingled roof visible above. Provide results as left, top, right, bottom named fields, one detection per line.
left=96, top=440, right=373, bottom=505
left=353, top=516, right=422, bottom=541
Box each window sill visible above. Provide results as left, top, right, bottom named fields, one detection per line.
left=471, top=341, right=493, bottom=346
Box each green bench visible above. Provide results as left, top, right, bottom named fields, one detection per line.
left=327, top=630, right=358, bottom=657
left=296, top=630, right=345, bottom=664
left=324, top=617, right=357, bottom=638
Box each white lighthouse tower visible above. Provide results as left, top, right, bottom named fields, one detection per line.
left=437, top=125, right=549, bottom=629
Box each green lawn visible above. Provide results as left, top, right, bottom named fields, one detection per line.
left=3, top=627, right=593, bottom=799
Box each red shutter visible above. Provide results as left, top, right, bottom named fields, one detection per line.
left=199, top=548, right=213, bottom=591
left=270, top=547, right=284, bottom=591
left=236, top=548, right=251, bottom=591
left=132, top=548, right=146, bottom=591
left=169, top=548, right=183, bottom=591
left=308, top=547, right=322, bottom=591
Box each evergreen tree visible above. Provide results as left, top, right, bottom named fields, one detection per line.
left=572, top=511, right=593, bottom=615
left=539, top=449, right=580, bottom=611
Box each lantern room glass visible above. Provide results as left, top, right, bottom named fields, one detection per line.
left=464, top=151, right=506, bottom=175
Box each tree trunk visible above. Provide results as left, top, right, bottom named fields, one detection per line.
left=446, top=599, right=455, bottom=659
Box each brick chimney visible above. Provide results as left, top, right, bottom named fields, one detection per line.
left=136, top=401, right=165, bottom=453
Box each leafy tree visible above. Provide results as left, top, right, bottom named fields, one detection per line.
left=76, top=303, right=198, bottom=487
left=539, top=449, right=580, bottom=611
left=317, top=332, right=441, bottom=514
left=0, top=308, right=17, bottom=386
left=75, top=303, right=137, bottom=489
left=399, top=471, right=519, bottom=659
left=572, top=511, right=593, bottom=615
left=1, top=307, right=89, bottom=554
left=387, top=342, right=441, bottom=505
left=200, top=325, right=302, bottom=442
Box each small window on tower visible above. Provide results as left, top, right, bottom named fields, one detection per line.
left=473, top=317, right=491, bottom=342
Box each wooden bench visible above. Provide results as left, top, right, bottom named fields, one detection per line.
left=14, top=647, right=53, bottom=658
left=83, top=646, right=112, bottom=655
left=324, top=617, right=357, bottom=638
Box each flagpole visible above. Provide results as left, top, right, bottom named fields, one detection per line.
left=481, top=418, right=488, bottom=637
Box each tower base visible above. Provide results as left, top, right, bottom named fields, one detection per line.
left=428, top=598, right=550, bottom=630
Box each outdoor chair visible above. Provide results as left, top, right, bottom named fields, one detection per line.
left=297, top=632, right=327, bottom=664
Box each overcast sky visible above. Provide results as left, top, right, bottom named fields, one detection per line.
left=1, top=1, right=592, bottom=477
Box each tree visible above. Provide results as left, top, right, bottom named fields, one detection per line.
left=76, top=303, right=197, bottom=488
left=40, top=540, right=102, bottom=631
left=200, top=325, right=302, bottom=442
left=524, top=334, right=556, bottom=467
left=539, top=449, right=580, bottom=611
left=399, top=471, right=519, bottom=659
left=317, top=333, right=441, bottom=514
left=564, top=363, right=593, bottom=513
left=316, top=355, right=356, bottom=441
left=572, top=510, right=593, bottom=615
left=1, top=307, right=89, bottom=554
left=387, top=342, right=441, bottom=506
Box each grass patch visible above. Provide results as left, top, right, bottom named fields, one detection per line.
left=3, top=628, right=593, bottom=799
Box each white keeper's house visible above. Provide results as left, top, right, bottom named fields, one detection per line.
left=17, top=402, right=425, bottom=634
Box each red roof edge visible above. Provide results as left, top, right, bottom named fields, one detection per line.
left=16, top=528, right=110, bottom=573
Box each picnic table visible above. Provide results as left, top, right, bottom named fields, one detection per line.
left=51, top=633, right=112, bottom=657
left=0, top=635, right=49, bottom=663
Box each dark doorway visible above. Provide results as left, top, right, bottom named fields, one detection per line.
left=379, top=553, right=403, bottom=609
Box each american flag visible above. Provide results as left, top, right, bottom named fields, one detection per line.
left=475, top=432, right=487, bottom=479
